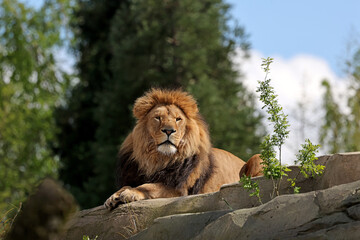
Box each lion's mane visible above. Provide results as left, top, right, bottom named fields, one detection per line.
left=115, top=88, right=214, bottom=195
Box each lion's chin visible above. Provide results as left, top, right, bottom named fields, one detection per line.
left=157, top=143, right=177, bottom=155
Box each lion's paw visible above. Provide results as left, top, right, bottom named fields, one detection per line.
left=104, top=187, right=146, bottom=210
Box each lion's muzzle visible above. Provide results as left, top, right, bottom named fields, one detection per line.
left=158, top=140, right=176, bottom=147
left=157, top=139, right=177, bottom=155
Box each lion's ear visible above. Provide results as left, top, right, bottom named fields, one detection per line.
left=133, top=95, right=155, bottom=120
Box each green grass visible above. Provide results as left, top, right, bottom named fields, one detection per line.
left=82, top=236, right=98, bottom=240
left=0, top=203, right=22, bottom=239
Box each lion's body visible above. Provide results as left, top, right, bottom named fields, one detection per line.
left=105, top=89, right=262, bottom=209
left=202, top=148, right=246, bottom=193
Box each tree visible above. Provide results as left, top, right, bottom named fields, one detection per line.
left=108, top=0, right=262, bottom=157
left=55, top=0, right=264, bottom=208
left=0, top=0, right=73, bottom=212
left=320, top=48, right=360, bottom=153
left=345, top=49, right=360, bottom=151
left=319, top=80, right=345, bottom=153
left=54, top=0, right=125, bottom=208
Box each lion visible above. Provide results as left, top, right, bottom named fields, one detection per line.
left=105, top=88, right=263, bottom=209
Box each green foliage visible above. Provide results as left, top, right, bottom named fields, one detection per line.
left=0, top=0, right=73, bottom=212
left=295, top=139, right=324, bottom=178
left=260, top=135, right=289, bottom=180
left=239, top=175, right=262, bottom=204
left=56, top=0, right=264, bottom=208
left=288, top=139, right=323, bottom=194
left=287, top=178, right=301, bottom=194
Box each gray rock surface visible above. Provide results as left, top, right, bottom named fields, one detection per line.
left=190, top=180, right=360, bottom=240
left=62, top=152, right=360, bottom=240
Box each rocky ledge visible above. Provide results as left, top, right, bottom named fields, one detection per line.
left=62, top=152, right=360, bottom=240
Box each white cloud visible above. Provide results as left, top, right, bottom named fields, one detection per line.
left=234, top=50, right=348, bottom=165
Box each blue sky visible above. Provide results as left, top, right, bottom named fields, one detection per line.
left=227, top=0, right=360, bottom=76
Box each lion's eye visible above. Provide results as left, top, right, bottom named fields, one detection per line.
left=155, top=116, right=161, bottom=121
left=176, top=117, right=182, bottom=122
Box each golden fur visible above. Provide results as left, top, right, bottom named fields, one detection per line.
left=105, top=88, right=262, bottom=209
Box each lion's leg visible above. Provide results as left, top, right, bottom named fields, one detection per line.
left=239, top=154, right=264, bottom=178
left=104, top=183, right=181, bottom=209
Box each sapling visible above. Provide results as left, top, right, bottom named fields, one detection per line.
left=240, top=175, right=262, bottom=204
left=241, top=57, right=325, bottom=201
left=288, top=139, right=325, bottom=193
left=256, top=57, right=290, bottom=198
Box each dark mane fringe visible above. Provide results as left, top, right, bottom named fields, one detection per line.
left=149, top=155, right=200, bottom=190
left=188, top=153, right=215, bottom=195
left=116, top=150, right=215, bottom=195
left=115, top=150, right=145, bottom=189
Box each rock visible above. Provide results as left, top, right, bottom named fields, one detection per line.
left=347, top=204, right=360, bottom=220
left=133, top=180, right=360, bottom=240
left=62, top=152, right=360, bottom=240
left=315, top=152, right=360, bottom=190
left=131, top=210, right=231, bottom=240
left=6, top=178, right=77, bottom=240
left=292, top=221, right=360, bottom=240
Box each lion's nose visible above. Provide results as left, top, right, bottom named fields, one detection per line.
left=161, top=128, right=176, bottom=136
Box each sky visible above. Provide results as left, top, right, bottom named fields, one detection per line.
left=227, top=0, right=360, bottom=76
left=227, top=1, right=360, bottom=164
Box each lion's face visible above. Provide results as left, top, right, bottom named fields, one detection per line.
left=146, top=105, right=187, bottom=155
left=129, top=88, right=212, bottom=175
